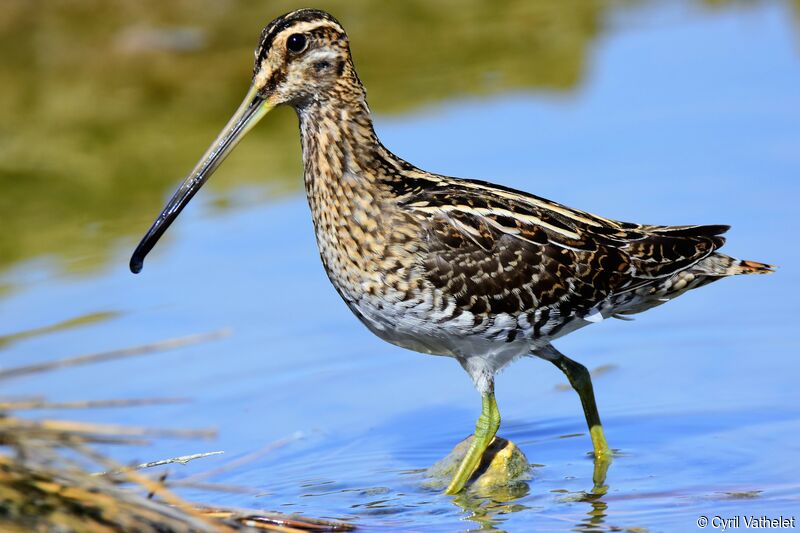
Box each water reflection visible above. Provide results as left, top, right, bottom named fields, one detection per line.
left=574, top=494, right=611, bottom=533
left=446, top=465, right=634, bottom=533
left=451, top=492, right=531, bottom=531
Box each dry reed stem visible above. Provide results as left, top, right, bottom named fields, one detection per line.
left=0, top=398, right=188, bottom=410
left=0, top=329, right=231, bottom=381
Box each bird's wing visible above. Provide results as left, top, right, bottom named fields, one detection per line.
left=400, top=177, right=728, bottom=316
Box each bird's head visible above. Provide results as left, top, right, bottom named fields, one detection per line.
left=130, top=9, right=356, bottom=274
left=253, top=9, right=357, bottom=108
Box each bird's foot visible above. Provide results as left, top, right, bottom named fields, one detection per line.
left=591, top=452, right=612, bottom=494
left=427, top=436, right=531, bottom=497
left=588, top=423, right=613, bottom=492
left=443, top=392, right=500, bottom=494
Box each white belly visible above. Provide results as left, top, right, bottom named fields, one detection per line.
left=347, top=291, right=535, bottom=377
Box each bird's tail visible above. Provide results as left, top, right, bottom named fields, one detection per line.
left=695, top=253, right=776, bottom=276
left=734, top=259, right=776, bottom=275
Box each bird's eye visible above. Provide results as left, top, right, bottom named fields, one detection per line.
left=286, top=33, right=307, bottom=53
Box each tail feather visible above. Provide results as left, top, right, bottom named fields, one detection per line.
left=694, top=254, right=776, bottom=276
left=735, top=259, right=776, bottom=275
left=645, top=223, right=730, bottom=238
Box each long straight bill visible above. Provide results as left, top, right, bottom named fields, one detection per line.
left=130, top=84, right=272, bottom=273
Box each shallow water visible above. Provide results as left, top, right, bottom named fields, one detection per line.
left=2, top=1, right=799, bottom=532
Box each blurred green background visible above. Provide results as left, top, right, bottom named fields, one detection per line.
left=2, top=0, right=797, bottom=277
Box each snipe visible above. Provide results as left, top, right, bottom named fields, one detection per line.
left=130, top=9, right=773, bottom=494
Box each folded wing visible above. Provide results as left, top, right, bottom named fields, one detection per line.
left=401, top=178, right=729, bottom=317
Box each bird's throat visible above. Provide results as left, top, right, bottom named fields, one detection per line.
left=296, top=90, right=378, bottom=188
left=295, top=91, right=391, bottom=290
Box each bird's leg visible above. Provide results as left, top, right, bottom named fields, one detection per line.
left=445, top=390, right=500, bottom=495
left=541, top=346, right=612, bottom=488
left=549, top=352, right=611, bottom=460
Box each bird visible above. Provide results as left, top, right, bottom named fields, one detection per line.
left=130, top=8, right=774, bottom=494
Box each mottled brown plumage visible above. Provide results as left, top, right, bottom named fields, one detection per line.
left=130, top=8, right=774, bottom=494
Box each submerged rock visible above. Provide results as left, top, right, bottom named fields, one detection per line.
left=426, top=436, right=531, bottom=495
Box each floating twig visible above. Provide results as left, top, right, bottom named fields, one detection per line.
left=94, top=450, right=225, bottom=476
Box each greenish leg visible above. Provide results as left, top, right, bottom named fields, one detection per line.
left=445, top=392, right=500, bottom=495
left=551, top=353, right=611, bottom=460
left=549, top=352, right=612, bottom=489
